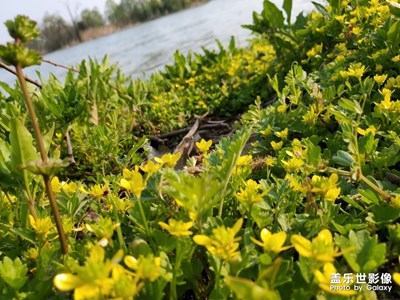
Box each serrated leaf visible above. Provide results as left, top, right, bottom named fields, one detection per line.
left=370, top=204, right=400, bottom=223
left=335, top=230, right=387, bottom=273
left=262, top=1, right=285, bottom=29
left=283, top=0, right=292, bottom=24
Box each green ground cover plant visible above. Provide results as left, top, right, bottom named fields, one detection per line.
left=1, top=0, right=400, bottom=299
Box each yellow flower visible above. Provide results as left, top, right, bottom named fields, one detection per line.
left=86, top=216, right=118, bottom=246
left=392, top=55, right=400, bottom=62
left=275, top=128, right=288, bottom=140
left=357, top=125, right=377, bottom=136
left=392, top=195, right=400, bottom=208
left=251, top=229, right=291, bottom=254
left=233, top=155, right=253, bottom=175
left=119, top=167, right=145, bottom=198
left=259, top=124, right=272, bottom=136
left=110, top=265, right=142, bottom=299
left=340, top=63, right=365, bottom=80
left=286, top=174, right=308, bottom=193
left=311, top=173, right=341, bottom=202
left=158, top=219, right=193, bottom=237
left=377, top=88, right=393, bottom=110
left=314, top=263, right=357, bottom=296
left=195, top=139, right=212, bottom=153
left=193, top=218, right=243, bottom=261
left=282, top=157, right=304, bottom=172
left=374, top=74, right=387, bottom=85
left=236, top=155, right=252, bottom=166
left=302, top=106, right=319, bottom=125
left=51, top=176, right=63, bottom=194
left=351, top=26, right=361, bottom=35
left=335, top=15, right=345, bottom=22
left=394, top=256, right=400, bottom=285
left=394, top=272, right=400, bottom=285
left=62, top=181, right=78, bottom=194
left=271, top=141, right=283, bottom=151
left=376, top=64, right=383, bottom=72
left=24, top=247, right=39, bottom=261
left=306, top=44, right=323, bottom=58
left=265, top=156, right=276, bottom=167
left=236, top=179, right=268, bottom=206
left=54, top=246, right=124, bottom=299
left=29, top=215, right=53, bottom=239
left=55, top=132, right=63, bottom=140
left=154, top=152, right=182, bottom=168
left=291, top=229, right=341, bottom=262
left=2, top=193, right=16, bottom=208
left=277, top=103, right=287, bottom=113
left=140, top=160, right=162, bottom=175
left=124, top=255, right=162, bottom=282
left=80, top=183, right=108, bottom=199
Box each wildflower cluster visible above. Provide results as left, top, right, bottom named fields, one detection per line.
left=1, top=0, right=400, bottom=299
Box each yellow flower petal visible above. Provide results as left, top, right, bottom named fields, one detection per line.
left=193, top=235, right=213, bottom=246
left=196, top=139, right=212, bottom=153
left=124, top=255, right=138, bottom=270
left=53, top=273, right=83, bottom=291
left=394, top=272, right=400, bottom=285
left=291, top=234, right=312, bottom=258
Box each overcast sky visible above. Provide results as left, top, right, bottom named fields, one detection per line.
left=0, top=0, right=108, bottom=44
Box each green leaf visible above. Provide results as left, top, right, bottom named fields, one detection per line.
left=282, top=0, right=292, bottom=24
left=9, top=118, right=38, bottom=182
left=0, top=138, right=13, bottom=184
left=370, top=204, right=400, bottom=223
left=225, top=276, right=280, bottom=300
left=262, top=1, right=285, bottom=29
left=5, top=15, right=40, bottom=43
left=0, top=43, right=41, bottom=67
left=332, top=150, right=354, bottom=167
left=9, top=227, right=36, bottom=244
left=335, top=230, right=387, bottom=273
left=338, top=99, right=362, bottom=114
left=0, top=256, right=28, bottom=290
left=387, top=19, right=400, bottom=48
left=388, top=1, right=400, bottom=17
left=359, top=189, right=380, bottom=205
left=312, top=2, right=330, bottom=17
left=304, top=140, right=321, bottom=167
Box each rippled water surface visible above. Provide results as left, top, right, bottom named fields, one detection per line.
left=0, top=0, right=319, bottom=85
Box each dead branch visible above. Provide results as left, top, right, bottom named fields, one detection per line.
left=0, top=61, right=42, bottom=88
left=42, top=59, right=79, bottom=73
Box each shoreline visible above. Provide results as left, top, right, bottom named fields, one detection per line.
left=44, top=0, right=210, bottom=55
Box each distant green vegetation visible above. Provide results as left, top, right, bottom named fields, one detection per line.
left=1, top=0, right=400, bottom=299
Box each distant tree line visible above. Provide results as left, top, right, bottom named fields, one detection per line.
left=28, top=0, right=207, bottom=53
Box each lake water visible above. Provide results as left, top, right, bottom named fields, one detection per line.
left=0, top=0, right=320, bottom=85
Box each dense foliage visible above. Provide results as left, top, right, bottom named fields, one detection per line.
left=1, top=0, right=400, bottom=299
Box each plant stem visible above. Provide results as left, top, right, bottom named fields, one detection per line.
left=136, top=196, right=150, bottom=236
left=360, top=174, right=392, bottom=202
left=112, top=205, right=127, bottom=253
left=170, top=240, right=182, bottom=300
left=15, top=63, right=68, bottom=255
left=218, top=153, right=238, bottom=218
